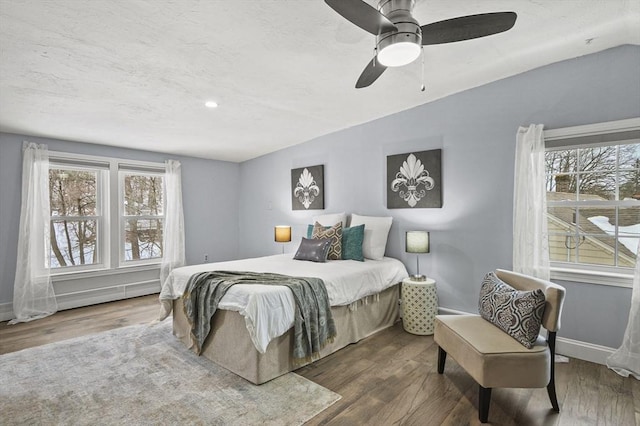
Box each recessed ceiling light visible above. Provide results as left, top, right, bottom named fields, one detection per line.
left=205, top=101, right=218, bottom=108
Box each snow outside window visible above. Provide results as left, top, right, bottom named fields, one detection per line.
left=48, top=163, right=107, bottom=272
left=544, top=118, right=640, bottom=286
left=47, top=152, right=165, bottom=275
left=120, top=171, right=164, bottom=265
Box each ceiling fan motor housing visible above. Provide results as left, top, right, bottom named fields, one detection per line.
left=376, top=0, right=421, bottom=67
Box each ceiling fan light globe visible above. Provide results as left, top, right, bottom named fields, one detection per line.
left=377, top=41, right=421, bottom=67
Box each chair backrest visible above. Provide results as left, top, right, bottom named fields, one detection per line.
left=495, top=269, right=566, bottom=332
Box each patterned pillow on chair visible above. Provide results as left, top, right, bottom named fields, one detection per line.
left=312, top=221, right=342, bottom=260
left=478, top=272, right=546, bottom=349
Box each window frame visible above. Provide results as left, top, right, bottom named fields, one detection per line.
left=543, top=117, right=640, bottom=288
left=48, top=157, right=109, bottom=274
left=118, top=168, right=165, bottom=267
left=48, top=151, right=165, bottom=277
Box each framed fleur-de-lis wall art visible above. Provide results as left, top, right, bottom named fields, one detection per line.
left=387, top=149, right=442, bottom=208
left=291, top=165, right=324, bottom=210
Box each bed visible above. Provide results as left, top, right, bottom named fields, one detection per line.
left=159, top=253, right=408, bottom=384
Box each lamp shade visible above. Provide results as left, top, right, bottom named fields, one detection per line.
left=405, top=231, right=430, bottom=253
left=274, top=226, right=291, bottom=243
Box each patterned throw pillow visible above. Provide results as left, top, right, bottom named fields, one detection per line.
left=478, top=272, right=546, bottom=349
left=312, top=221, right=342, bottom=260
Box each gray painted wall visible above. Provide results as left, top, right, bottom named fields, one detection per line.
left=0, top=46, right=637, bottom=349
left=237, top=45, right=640, bottom=349
left=0, top=133, right=240, bottom=304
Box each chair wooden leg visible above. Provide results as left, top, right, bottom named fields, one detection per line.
left=437, top=346, right=446, bottom=374
left=547, top=379, right=560, bottom=412
left=479, top=385, right=492, bottom=423
left=547, top=331, right=560, bottom=412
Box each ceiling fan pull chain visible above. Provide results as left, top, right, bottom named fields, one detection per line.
left=420, top=47, right=426, bottom=92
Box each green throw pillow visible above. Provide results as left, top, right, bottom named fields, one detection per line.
left=341, top=224, right=365, bottom=261
left=306, top=224, right=315, bottom=239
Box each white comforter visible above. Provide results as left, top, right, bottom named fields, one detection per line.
left=159, top=254, right=408, bottom=353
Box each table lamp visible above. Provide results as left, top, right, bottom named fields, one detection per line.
left=274, top=226, right=291, bottom=254
left=405, top=231, right=430, bottom=281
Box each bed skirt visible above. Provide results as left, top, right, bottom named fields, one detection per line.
left=172, top=284, right=400, bottom=384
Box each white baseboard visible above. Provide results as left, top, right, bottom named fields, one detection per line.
left=436, top=306, right=615, bottom=366
left=555, top=337, right=615, bottom=366
left=0, top=303, right=14, bottom=323
left=438, top=307, right=471, bottom=316
left=0, top=280, right=160, bottom=322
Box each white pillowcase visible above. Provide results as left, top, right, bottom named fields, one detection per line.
left=349, top=214, right=393, bottom=260
left=312, top=212, right=347, bottom=228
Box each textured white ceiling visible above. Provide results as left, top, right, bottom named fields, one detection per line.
left=1, top=0, right=639, bottom=162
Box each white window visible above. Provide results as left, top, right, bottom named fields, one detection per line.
left=120, top=170, right=164, bottom=265
left=48, top=152, right=165, bottom=274
left=544, top=118, right=640, bottom=286
left=48, top=160, right=108, bottom=272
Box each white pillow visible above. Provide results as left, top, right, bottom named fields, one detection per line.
left=312, top=212, right=347, bottom=228
left=349, top=214, right=392, bottom=260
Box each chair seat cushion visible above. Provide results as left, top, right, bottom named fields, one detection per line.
left=435, top=315, right=550, bottom=388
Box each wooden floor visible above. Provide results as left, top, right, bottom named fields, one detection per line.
left=1, top=295, right=638, bottom=426
left=0, top=295, right=159, bottom=355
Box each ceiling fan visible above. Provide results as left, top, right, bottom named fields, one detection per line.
left=325, top=0, right=517, bottom=88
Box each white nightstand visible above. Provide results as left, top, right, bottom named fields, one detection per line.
left=401, top=277, right=438, bottom=335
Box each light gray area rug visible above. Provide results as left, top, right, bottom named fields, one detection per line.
left=1, top=321, right=340, bottom=425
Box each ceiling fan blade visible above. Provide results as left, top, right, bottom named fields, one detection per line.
left=356, top=57, right=387, bottom=88
left=421, top=12, right=517, bottom=45
left=325, top=0, right=397, bottom=36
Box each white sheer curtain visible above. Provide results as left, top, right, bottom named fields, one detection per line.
left=513, top=124, right=550, bottom=280
left=606, top=244, right=640, bottom=379
left=9, top=142, right=58, bottom=324
left=158, top=159, right=185, bottom=319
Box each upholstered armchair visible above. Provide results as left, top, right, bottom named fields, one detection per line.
left=434, top=269, right=566, bottom=423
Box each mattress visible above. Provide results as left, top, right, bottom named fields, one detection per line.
left=160, top=254, right=408, bottom=352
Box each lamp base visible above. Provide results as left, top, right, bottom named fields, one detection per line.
left=409, top=274, right=427, bottom=282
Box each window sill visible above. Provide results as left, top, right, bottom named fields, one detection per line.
left=550, top=267, right=633, bottom=288
left=51, top=264, right=160, bottom=282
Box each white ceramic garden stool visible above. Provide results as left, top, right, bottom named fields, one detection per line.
left=402, top=277, right=438, bottom=335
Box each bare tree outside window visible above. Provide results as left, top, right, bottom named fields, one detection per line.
left=47, top=156, right=166, bottom=273
left=545, top=145, right=638, bottom=199
left=123, top=174, right=164, bottom=261
left=49, top=168, right=98, bottom=268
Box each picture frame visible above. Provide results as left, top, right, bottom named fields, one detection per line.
left=291, top=165, right=324, bottom=210
left=386, top=149, right=442, bottom=208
